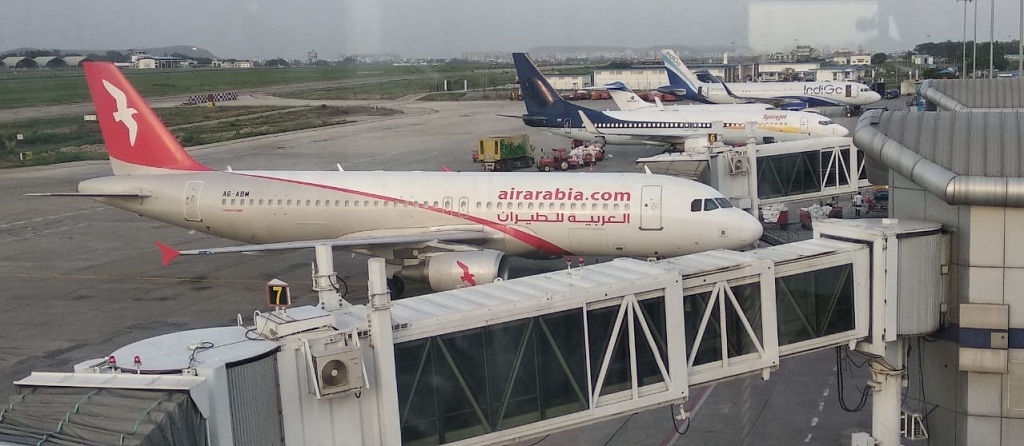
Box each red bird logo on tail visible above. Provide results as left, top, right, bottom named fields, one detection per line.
left=456, top=261, right=476, bottom=286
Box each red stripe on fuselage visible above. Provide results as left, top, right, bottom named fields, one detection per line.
left=233, top=173, right=572, bottom=256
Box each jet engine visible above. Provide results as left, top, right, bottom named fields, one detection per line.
left=401, top=250, right=509, bottom=292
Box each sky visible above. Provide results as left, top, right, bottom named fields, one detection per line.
left=1, top=0, right=1022, bottom=60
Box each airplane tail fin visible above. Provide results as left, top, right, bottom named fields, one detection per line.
left=661, top=49, right=703, bottom=88
left=83, top=62, right=211, bottom=175
left=592, top=82, right=654, bottom=111
left=512, top=53, right=587, bottom=124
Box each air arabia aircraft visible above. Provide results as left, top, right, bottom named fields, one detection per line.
left=38, top=62, right=763, bottom=296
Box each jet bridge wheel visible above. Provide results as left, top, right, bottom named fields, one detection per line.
left=387, top=274, right=406, bottom=298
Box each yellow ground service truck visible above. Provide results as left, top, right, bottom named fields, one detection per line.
left=477, top=134, right=535, bottom=171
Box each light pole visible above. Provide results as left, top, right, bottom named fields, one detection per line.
left=990, top=0, right=995, bottom=78
left=959, top=0, right=971, bottom=78
left=974, top=0, right=979, bottom=77
left=1020, top=0, right=1023, bottom=74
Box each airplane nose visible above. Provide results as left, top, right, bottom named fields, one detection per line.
left=834, top=125, right=850, bottom=136
left=739, top=213, right=764, bottom=245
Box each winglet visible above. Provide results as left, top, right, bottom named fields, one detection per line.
left=577, top=111, right=602, bottom=134
left=155, top=241, right=181, bottom=266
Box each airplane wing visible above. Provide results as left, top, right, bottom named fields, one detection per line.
left=156, top=228, right=495, bottom=266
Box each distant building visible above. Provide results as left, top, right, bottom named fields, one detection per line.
left=462, top=52, right=512, bottom=63
left=212, top=59, right=254, bottom=69
left=814, top=65, right=874, bottom=82
left=911, top=55, right=935, bottom=66
left=137, top=56, right=193, bottom=69
left=1, top=56, right=35, bottom=68
left=593, top=67, right=666, bottom=91
left=849, top=54, right=872, bottom=66
left=756, top=62, right=820, bottom=81
left=546, top=74, right=594, bottom=91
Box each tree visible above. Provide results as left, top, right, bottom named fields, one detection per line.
left=871, top=52, right=888, bottom=65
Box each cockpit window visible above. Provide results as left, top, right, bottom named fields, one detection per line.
left=714, top=198, right=734, bottom=209
left=860, top=87, right=871, bottom=92
left=818, top=120, right=835, bottom=126
left=703, top=198, right=720, bottom=211
left=691, top=199, right=702, bottom=212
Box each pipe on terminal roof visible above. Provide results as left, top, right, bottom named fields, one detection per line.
left=853, top=109, right=1024, bottom=207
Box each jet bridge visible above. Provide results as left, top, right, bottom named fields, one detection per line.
left=2, top=219, right=944, bottom=446
left=637, top=136, right=871, bottom=211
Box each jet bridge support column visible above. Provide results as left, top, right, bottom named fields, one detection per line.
left=869, top=339, right=906, bottom=446
left=367, top=258, right=401, bottom=445
left=312, top=243, right=347, bottom=310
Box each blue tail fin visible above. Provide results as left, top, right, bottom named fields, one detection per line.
left=512, top=52, right=586, bottom=128
left=658, top=49, right=711, bottom=102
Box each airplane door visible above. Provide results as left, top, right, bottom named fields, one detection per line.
left=184, top=181, right=203, bottom=222
left=458, top=197, right=469, bottom=217
left=800, top=117, right=809, bottom=133
left=845, top=84, right=853, bottom=98
left=640, top=185, right=662, bottom=230
left=563, top=118, right=572, bottom=136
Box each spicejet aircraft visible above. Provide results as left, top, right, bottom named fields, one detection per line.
left=39, top=62, right=763, bottom=295
left=513, top=53, right=848, bottom=149
left=657, top=49, right=881, bottom=109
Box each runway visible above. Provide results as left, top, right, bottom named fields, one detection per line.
left=0, top=96, right=883, bottom=444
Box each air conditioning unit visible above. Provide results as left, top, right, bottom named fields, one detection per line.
left=727, top=154, right=749, bottom=174
left=303, top=331, right=367, bottom=399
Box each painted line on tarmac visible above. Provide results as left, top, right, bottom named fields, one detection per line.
left=0, top=208, right=103, bottom=229
left=661, top=382, right=717, bottom=446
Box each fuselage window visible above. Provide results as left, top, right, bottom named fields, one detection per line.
left=277, top=199, right=283, bottom=206
left=496, top=202, right=502, bottom=210
left=354, top=201, right=359, bottom=207
left=367, top=201, right=372, bottom=208
left=624, top=203, right=630, bottom=212
left=591, top=203, right=597, bottom=211
left=335, top=200, right=340, bottom=207
left=345, top=200, right=350, bottom=207
left=258, top=199, right=264, bottom=206
left=691, top=199, right=702, bottom=212
left=560, top=203, right=566, bottom=211
left=715, top=198, right=734, bottom=208
left=304, top=199, right=309, bottom=206
left=570, top=203, right=577, bottom=211
left=249, top=199, right=254, bottom=206
left=230, top=199, right=236, bottom=205
left=528, top=203, right=534, bottom=210
left=221, top=198, right=227, bottom=205
left=315, top=200, right=321, bottom=207
left=613, top=203, right=620, bottom=211
left=703, top=198, right=720, bottom=211
left=375, top=201, right=380, bottom=208
left=602, top=203, right=609, bottom=211
left=517, top=202, right=524, bottom=210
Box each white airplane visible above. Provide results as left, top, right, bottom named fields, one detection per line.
left=35, top=62, right=763, bottom=296
left=658, top=49, right=882, bottom=109
left=589, top=81, right=772, bottom=112
left=513, top=53, right=848, bottom=149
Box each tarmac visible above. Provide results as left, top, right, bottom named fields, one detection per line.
left=0, top=94, right=911, bottom=445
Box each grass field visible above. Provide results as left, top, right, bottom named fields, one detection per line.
left=0, top=105, right=401, bottom=168
left=0, top=62, right=510, bottom=108
left=273, top=70, right=517, bottom=100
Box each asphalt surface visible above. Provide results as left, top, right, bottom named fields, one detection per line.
left=0, top=94, right=910, bottom=444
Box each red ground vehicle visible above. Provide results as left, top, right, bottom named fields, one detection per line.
left=536, top=148, right=578, bottom=171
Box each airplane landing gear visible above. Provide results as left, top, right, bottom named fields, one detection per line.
left=387, top=274, right=406, bottom=298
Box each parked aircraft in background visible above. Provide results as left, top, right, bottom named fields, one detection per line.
left=590, top=81, right=771, bottom=112
left=513, top=52, right=848, bottom=149
left=32, top=62, right=763, bottom=296
left=658, top=49, right=882, bottom=109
